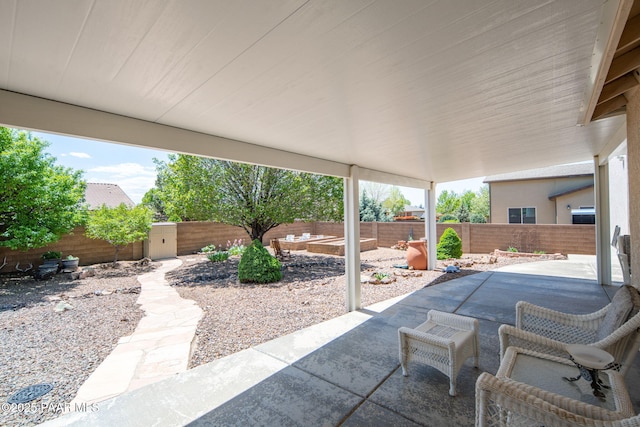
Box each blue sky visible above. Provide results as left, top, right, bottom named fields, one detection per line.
left=31, top=131, right=485, bottom=205
left=33, top=131, right=171, bottom=204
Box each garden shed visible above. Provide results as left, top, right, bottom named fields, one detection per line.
left=144, top=222, right=177, bottom=260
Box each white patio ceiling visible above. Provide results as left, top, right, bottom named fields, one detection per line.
left=0, top=0, right=629, bottom=185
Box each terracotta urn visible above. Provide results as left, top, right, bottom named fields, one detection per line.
left=406, top=240, right=427, bottom=270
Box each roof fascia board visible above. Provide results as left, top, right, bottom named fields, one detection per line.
left=578, top=0, right=633, bottom=125
left=597, top=118, right=628, bottom=164
left=484, top=172, right=594, bottom=183
left=548, top=183, right=595, bottom=200
left=0, top=89, right=351, bottom=178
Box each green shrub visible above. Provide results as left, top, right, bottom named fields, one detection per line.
left=437, top=227, right=462, bottom=260
left=201, top=244, right=217, bottom=253
left=470, top=213, right=486, bottom=223
left=374, top=272, right=390, bottom=281
left=42, top=251, right=62, bottom=260
left=507, top=246, right=518, bottom=252
left=238, top=240, right=282, bottom=284
left=207, top=251, right=229, bottom=262
left=533, top=250, right=545, bottom=255
left=438, top=214, right=459, bottom=223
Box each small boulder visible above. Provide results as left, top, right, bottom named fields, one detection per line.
left=54, top=301, right=73, bottom=313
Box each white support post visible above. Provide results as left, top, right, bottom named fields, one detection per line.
left=426, top=184, right=437, bottom=270
left=595, top=156, right=612, bottom=285
left=344, top=166, right=361, bottom=312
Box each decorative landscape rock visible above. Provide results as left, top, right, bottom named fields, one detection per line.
left=53, top=301, right=73, bottom=312
left=71, top=268, right=96, bottom=280
left=33, top=265, right=58, bottom=281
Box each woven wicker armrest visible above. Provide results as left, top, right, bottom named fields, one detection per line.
left=475, top=373, right=637, bottom=427
left=499, top=324, right=572, bottom=359
left=428, top=310, right=479, bottom=332
left=591, top=311, right=640, bottom=375
left=516, top=301, right=607, bottom=331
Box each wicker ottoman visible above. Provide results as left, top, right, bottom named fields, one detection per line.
left=399, top=310, right=479, bottom=396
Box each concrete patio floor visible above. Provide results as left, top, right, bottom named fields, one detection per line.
left=44, top=256, right=640, bottom=426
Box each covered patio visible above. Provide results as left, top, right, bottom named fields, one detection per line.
left=3, top=0, right=640, bottom=425
left=43, top=257, right=640, bottom=426
left=2, top=1, right=640, bottom=308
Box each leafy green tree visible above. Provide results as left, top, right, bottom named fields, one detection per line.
left=0, top=127, right=86, bottom=251
left=470, top=213, right=486, bottom=223
left=439, top=214, right=459, bottom=223
left=470, top=185, right=489, bottom=222
left=437, top=186, right=488, bottom=223
left=141, top=187, right=167, bottom=221
left=360, top=181, right=388, bottom=204
left=85, top=203, right=153, bottom=263
left=383, top=187, right=411, bottom=217
left=360, top=190, right=391, bottom=222
left=152, top=155, right=343, bottom=241
left=456, top=190, right=476, bottom=222
left=436, top=190, right=461, bottom=216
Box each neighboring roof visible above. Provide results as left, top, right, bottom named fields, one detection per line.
left=85, top=183, right=135, bottom=209
left=483, top=163, right=594, bottom=183
left=403, top=205, right=425, bottom=212
left=548, top=183, right=595, bottom=200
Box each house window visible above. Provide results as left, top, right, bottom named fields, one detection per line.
left=508, top=207, right=536, bottom=224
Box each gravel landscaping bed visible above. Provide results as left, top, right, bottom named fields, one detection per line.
left=0, top=248, right=550, bottom=425
left=168, top=248, right=550, bottom=368
left=0, top=261, right=158, bottom=427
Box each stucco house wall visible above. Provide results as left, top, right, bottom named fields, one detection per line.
left=554, top=187, right=595, bottom=224
left=484, top=163, right=595, bottom=224
left=488, top=174, right=593, bottom=224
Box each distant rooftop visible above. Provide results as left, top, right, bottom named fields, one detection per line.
left=85, top=183, right=135, bottom=209
left=483, top=163, right=594, bottom=183
left=403, top=205, right=425, bottom=212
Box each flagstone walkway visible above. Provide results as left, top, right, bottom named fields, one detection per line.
left=71, top=259, right=202, bottom=406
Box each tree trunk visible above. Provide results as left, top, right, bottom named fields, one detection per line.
left=250, top=227, right=265, bottom=243
left=113, top=245, right=121, bottom=265
left=250, top=222, right=279, bottom=244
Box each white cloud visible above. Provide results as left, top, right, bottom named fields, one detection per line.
left=87, top=163, right=157, bottom=203
left=89, top=163, right=155, bottom=178
left=69, top=152, right=91, bottom=158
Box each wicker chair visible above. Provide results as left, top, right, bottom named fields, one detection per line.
left=399, top=310, right=479, bottom=396
left=476, top=372, right=639, bottom=427
left=499, top=285, right=640, bottom=375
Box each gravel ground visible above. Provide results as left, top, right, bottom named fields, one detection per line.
left=0, top=260, right=158, bottom=427
left=0, top=249, right=550, bottom=426
left=168, top=248, right=552, bottom=368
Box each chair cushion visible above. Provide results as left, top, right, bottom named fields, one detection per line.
left=596, top=286, right=635, bottom=341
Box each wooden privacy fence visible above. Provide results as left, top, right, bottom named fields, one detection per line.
left=0, top=222, right=595, bottom=272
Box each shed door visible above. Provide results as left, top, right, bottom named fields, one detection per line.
left=147, top=224, right=177, bottom=260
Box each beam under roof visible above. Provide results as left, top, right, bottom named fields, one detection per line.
left=0, top=90, right=349, bottom=177
left=0, top=89, right=431, bottom=189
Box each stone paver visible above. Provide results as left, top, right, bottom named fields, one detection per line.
left=44, top=255, right=639, bottom=427
left=71, top=258, right=202, bottom=406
